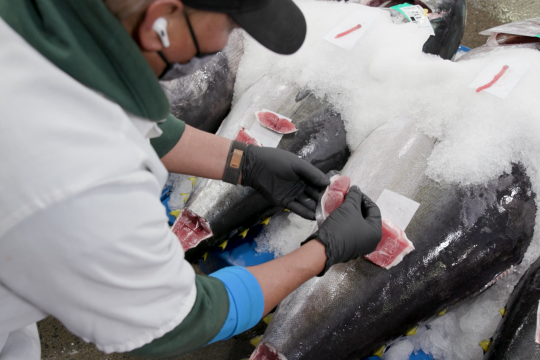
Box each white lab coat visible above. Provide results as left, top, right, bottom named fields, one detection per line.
left=0, top=18, right=197, bottom=355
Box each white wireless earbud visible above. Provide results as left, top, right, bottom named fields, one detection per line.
left=152, top=17, right=170, bottom=48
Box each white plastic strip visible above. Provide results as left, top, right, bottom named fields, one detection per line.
left=468, top=58, right=531, bottom=99
left=323, top=9, right=379, bottom=51
left=536, top=300, right=540, bottom=345
left=248, top=109, right=291, bottom=148
left=376, top=189, right=420, bottom=231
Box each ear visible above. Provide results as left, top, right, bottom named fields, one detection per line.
left=138, top=0, right=184, bottom=52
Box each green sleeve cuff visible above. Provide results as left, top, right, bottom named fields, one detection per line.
left=129, top=275, right=229, bottom=358
left=150, top=114, right=186, bottom=158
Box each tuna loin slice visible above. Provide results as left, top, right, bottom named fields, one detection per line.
left=256, top=111, right=297, bottom=134
left=172, top=208, right=213, bottom=251
left=321, top=175, right=351, bottom=219
left=235, top=127, right=263, bottom=146
left=250, top=341, right=288, bottom=360
left=365, top=219, right=415, bottom=269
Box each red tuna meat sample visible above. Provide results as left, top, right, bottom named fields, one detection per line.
left=235, top=127, right=263, bottom=147
left=321, top=175, right=351, bottom=219
left=365, top=219, right=415, bottom=269
left=172, top=208, right=213, bottom=251
left=256, top=111, right=297, bottom=134
left=250, top=342, right=287, bottom=360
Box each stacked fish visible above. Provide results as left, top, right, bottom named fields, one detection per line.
left=164, top=1, right=540, bottom=358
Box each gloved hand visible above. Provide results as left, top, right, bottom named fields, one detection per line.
left=303, top=186, right=382, bottom=276
left=241, top=146, right=329, bottom=220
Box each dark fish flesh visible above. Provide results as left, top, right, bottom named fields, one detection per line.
left=160, top=29, right=244, bottom=133
left=484, top=256, right=540, bottom=360
left=251, top=117, right=536, bottom=360
left=458, top=18, right=540, bottom=62
left=172, top=75, right=350, bottom=259
left=353, top=0, right=467, bottom=60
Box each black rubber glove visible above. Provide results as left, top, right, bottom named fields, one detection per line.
left=241, top=146, right=329, bottom=220
left=303, top=186, right=382, bottom=276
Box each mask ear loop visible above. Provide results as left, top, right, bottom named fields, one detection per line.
left=184, top=12, right=201, bottom=57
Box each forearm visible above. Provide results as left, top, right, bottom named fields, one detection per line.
left=161, top=125, right=231, bottom=179
left=247, top=240, right=327, bottom=315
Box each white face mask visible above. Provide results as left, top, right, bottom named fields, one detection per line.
left=158, top=52, right=219, bottom=81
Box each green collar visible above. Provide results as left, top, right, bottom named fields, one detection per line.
left=0, top=0, right=170, bottom=122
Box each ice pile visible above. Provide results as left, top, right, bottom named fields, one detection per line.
left=254, top=211, right=314, bottom=258
left=166, top=173, right=196, bottom=211
left=240, top=1, right=540, bottom=359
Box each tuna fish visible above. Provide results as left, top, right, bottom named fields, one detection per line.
left=173, top=75, right=350, bottom=259
left=160, top=29, right=244, bottom=133
left=251, top=117, right=536, bottom=360
left=352, top=0, right=467, bottom=60
left=484, top=256, right=540, bottom=360
left=458, top=18, right=540, bottom=62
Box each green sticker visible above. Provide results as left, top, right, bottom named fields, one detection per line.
left=536, top=34, right=540, bottom=38
left=390, top=3, right=414, bottom=21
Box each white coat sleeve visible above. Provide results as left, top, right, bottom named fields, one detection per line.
left=0, top=171, right=197, bottom=354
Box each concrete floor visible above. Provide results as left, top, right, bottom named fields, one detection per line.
left=38, top=1, right=540, bottom=359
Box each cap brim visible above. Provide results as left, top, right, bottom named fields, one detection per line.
left=230, top=0, right=306, bottom=55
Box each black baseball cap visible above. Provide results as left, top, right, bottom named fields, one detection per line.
left=181, top=0, right=307, bottom=54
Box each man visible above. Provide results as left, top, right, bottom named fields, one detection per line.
left=0, top=0, right=382, bottom=358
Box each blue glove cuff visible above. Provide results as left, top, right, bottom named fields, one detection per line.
left=207, top=266, right=264, bottom=344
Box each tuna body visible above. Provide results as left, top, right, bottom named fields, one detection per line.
left=176, top=76, right=350, bottom=259
left=254, top=118, right=536, bottom=360
left=160, top=30, right=244, bottom=133
left=484, top=256, right=540, bottom=360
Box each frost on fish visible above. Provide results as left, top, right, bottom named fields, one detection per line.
left=320, top=175, right=350, bottom=219
left=171, top=208, right=213, bottom=251
left=365, top=219, right=415, bottom=269
left=235, top=127, right=263, bottom=146
left=256, top=111, right=297, bottom=134
left=250, top=341, right=288, bottom=360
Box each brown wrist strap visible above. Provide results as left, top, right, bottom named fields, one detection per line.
left=222, top=141, right=248, bottom=185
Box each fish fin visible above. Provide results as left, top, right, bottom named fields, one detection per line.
left=479, top=339, right=492, bottom=353
left=437, top=308, right=447, bottom=316
left=405, top=325, right=419, bottom=336
left=263, top=313, right=274, bottom=325
left=284, top=209, right=291, bottom=212
left=202, top=252, right=208, bottom=261
left=169, top=209, right=181, bottom=219
left=189, top=177, right=197, bottom=187
left=499, top=307, right=506, bottom=317
left=250, top=335, right=263, bottom=348
left=260, top=217, right=271, bottom=225
left=373, top=345, right=385, bottom=357
left=219, top=240, right=228, bottom=250
left=239, top=229, right=249, bottom=238
left=180, top=193, right=189, bottom=203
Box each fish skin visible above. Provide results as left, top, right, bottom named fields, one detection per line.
left=180, top=76, right=350, bottom=260
left=457, top=18, right=540, bottom=62
left=484, top=256, right=540, bottom=360
left=351, top=0, right=466, bottom=60
left=160, top=30, right=244, bottom=133
left=254, top=118, right=536, bottom=360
